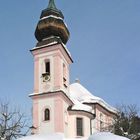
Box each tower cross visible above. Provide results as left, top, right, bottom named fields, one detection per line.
left=47, top=0, right=57, bottom=9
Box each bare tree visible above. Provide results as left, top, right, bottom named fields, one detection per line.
left=0, top=101, right=29, bottom=140
left=109, top=104, right=140, bottom=140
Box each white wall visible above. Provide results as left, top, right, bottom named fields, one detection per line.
left=38, top=97, right=55, bottom=134
left=68, top=113, right=91, bottom=138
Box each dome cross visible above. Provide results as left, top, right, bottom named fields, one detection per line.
left=47, top=0, right=57, bottom=10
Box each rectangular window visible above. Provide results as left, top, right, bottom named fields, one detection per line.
left=45, top=62, right=50, bottom=75
left=76, top=118, right=83, bottom=136
left=100, top=113, right=104, bottom=131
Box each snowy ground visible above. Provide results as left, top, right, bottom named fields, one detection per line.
left=18, top=132, right=130, bottom=140
left=88, top=132, right=130, bottom=140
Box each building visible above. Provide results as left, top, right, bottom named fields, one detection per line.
left=29, top=0, right=117, bottom=138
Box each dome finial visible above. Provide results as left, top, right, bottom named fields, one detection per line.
left=47, top=0, right=57, bottom=10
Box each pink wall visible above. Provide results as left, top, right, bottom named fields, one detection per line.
left=34, top=57, right=39, bottom=93
left=33, top=98, right=39, bottom=133
left=54, top=97, right=64, bottom=132
left=95, top=104, right=116, bottom=131
left=53, top=54, right=62, bottom=90
left=31, top=43, right=73, bottom=136
left=31, top=44, right=72, bottom=64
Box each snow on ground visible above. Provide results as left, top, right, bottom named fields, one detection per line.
left=88, top=132, right=130, bottom=140
left=18, top=132, right=130, bottom=140
left=18, top=133, right=63, bottom=140
left=18, top=133, right=86, bottom=140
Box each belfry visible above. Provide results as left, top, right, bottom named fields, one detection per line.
left=30, top=0, right=116, bottom=138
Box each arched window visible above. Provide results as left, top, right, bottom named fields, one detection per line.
left=44, top=108, right=50, bottom=121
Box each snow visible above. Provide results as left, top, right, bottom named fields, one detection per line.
left=41, top=15, right=63, bottom=21
left=88, top=132, right=130, bottom=140
left=18, top=133, right=86, bottom=140
left=31, top=40, right=58, bottom=51
left=61, top=42, right=72, bottom=57
left=18, top=133, right=63, bottom=140
left=70, top=83, right=98, bottom=101
left=17, top=133, right=130, bottom=140
left=40, top=15, right=68, bottom=35
left=70, top=83, right=117, bottom=114
left=71, top=98, right=92, bottom=113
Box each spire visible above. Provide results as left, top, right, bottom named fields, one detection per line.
left=47, top=0, right=57, bottom=10
left=40, top=0, right=64, bottom=19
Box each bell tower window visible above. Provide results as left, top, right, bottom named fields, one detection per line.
left=45, top=62, right=50, bottom=75
left=42, top=61, right=50, bottom=82
left=44, top=108, right=50, bottom=121
left=63, top=63, right=67, bottom=88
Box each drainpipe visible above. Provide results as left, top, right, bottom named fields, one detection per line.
left=90, top=114, right=96, bottom=135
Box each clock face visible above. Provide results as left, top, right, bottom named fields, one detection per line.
left=44, top=74, right=50, bottom=81
left=42, top=73, right=50, bottom=82
left=42, top=73, right=51, bottom=92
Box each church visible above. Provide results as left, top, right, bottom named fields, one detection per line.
left=29, top=0, right=117, bottom=138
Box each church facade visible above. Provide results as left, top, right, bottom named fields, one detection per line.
left=29, top=0, right=116, bottom=138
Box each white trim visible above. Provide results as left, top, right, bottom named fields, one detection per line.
left=41, top=15, right=63, bottom=21
left=40, top=15, right=68, bottom=30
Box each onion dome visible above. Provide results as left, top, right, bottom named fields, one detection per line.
left=35, top=0, right=70, bottom=45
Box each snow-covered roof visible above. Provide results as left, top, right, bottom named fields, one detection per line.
left=69, top=82, right=117, bottom=114
left=70, top=98, right=93, bottom=113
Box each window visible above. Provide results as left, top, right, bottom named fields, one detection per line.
left=76, top=118, right=83, bottom=136
left=100, top=120, right=103, bottom=131
left=44, top=109, right=50, bottom=121
left=100, top=113, right=104, bottom=131
left=45, top=62, right=50, bottom=75
left=63, top=64, right=67, bottom=88
left=42, top=61, right=50, bottom=82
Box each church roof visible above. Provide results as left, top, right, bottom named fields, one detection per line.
left=70, top=98, right=93, bottom=113
left=69, top=82, right=117, bottom=114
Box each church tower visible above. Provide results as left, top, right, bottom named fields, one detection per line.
left=30, top=0, right=73, bottom=136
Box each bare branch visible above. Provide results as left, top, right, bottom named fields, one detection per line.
left=0, top=100, right=30, bottom=140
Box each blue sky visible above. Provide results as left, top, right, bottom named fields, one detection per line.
left=0, top=0, right=140, bottom=115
